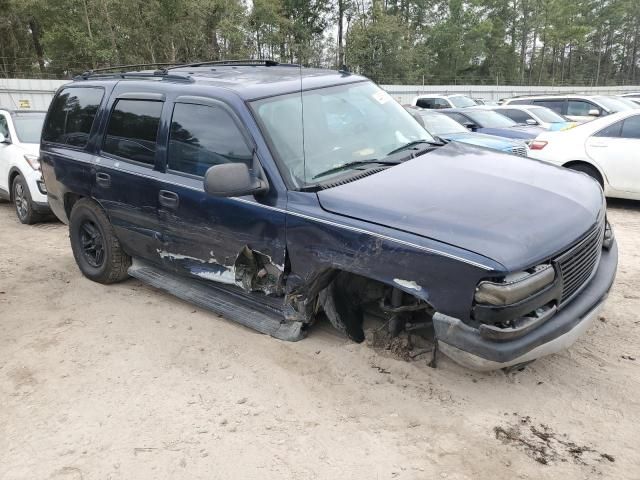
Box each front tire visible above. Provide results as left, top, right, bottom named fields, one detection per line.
left=69, top=199, right=131, bottom=284
left=12, top=174, right=41, bottom=224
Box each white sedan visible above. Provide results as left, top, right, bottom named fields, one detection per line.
left=529, top=110, right=640, bottom=200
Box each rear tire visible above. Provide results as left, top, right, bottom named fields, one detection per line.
left=69, top=198, right=131, bottom=284
left=12, top=174, right=42, bottom=224
left=566, top=163, right=604, bottom=188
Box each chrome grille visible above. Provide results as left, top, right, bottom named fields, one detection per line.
left=510, top=146, right=527, bottom=157
left=556, top=221, right=605, bottom=303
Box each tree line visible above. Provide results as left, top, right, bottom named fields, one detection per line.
left=1, top=0, right=639, bottom=86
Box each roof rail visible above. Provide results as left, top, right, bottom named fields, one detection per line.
left=166, top=59, right=300, bottom=70
left=73, top=58, right=298, bottom=81
left=74, top=70, right=193, bottom=83
left=80, top=63, right=181, bottom=75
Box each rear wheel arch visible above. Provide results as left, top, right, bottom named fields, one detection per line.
left=563, top=160, right=605, bottom=188
left=64, top=192, right=84, bottom=219
left=68, top=197, right=131, bottom=284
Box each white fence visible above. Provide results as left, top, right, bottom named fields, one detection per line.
left=0, top=79, right=68, bottom=111
left=2, top=78, right=640, bottom=111
left=381, top=84, right=640, bottom=104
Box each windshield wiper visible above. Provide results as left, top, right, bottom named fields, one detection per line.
left=312, top=159, right=399, bottom=180
left=386, top=139, right=444, bottom=156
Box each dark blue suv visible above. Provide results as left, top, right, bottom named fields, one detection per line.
left=40, top=61, right=617, bottom=370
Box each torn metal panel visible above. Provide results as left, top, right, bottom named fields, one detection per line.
left=393, top=278, right=422, bottom=292
left=158, top=245, right=285, bottom=296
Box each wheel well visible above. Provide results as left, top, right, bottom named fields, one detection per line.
left=563, top=160, right=605, bottom=186
left=8, top=169, right=21, bottom=200
left=64, top=193, right=84, bottom=218
left=317, top=270, right=434, bottom=343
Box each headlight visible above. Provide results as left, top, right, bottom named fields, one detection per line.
left=475, top=264, right=555, bottom=306
left=24, top=154, right=41, bottom=171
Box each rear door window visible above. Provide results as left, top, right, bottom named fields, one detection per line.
left=416, top=98, right=436, bottom=109
left=167, top=103, right=252, bottom=177
left=102, top=99, right=163, bottom=166
left=533, top=99, right=565, bottom=114
left=42, top=87, right=104, bottom=148
left=621, top=115, right=640, bottom=139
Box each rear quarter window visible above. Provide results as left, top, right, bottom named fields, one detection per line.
left=42, top=87, right=104, bottom=148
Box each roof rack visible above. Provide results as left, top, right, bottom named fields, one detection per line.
left=166, top=59, right=300, bottom=70
left=74, top=69, right=193, bottom=83
left=73, top=59, right=298, bottom=81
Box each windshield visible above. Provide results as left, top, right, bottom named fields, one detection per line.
left=594, top=96, right=634, bottom=113
left=614, top=97, right=640, bottom=109
left=252, top=82, right=435, bottom=188
left=528, top=107, right=567, bottom=123
left=466, top=110, right=517, bottom=128
left=449, top=95, right=477, bottom=108
left=419, top=112, right=468, bottom=134
left=12, top=113, right=45, bottom=144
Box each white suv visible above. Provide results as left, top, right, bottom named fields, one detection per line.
left=502, top=94, right=634, bottom=123
left=0, top=109, right=50, bottom=223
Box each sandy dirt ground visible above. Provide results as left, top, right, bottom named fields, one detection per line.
left=1, top=199, right=639, bottom=480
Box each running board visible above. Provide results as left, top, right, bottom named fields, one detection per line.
left=128, top=260, right=305, bottom=342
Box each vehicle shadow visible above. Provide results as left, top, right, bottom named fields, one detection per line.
left=607, top=198, right=640, bottom=211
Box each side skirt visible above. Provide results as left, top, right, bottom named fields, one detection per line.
left=128, top=259, right=305, bottom=342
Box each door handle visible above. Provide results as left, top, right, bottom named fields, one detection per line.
left=159, top=190, right=179, bottom=209
left=590, top=142, right=608, bottom=148
left=96, top=172, right=111, bottom=188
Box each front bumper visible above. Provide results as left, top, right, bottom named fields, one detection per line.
left=433, top=240, right=618, bottom=371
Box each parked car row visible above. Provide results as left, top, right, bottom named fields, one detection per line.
left=1, top=63, right=622, bottom=373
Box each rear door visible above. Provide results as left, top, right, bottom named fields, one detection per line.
left=92, top=89, right=167, bottom=261
left=156, top=96, right=287, bottom=294
left=586, top=114, right=640, bottom=193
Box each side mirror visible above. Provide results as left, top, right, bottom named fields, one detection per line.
left=526, top=119, right=538, bottom=125
left=204, top=162, right=268, bottom=198
left=463, top=122, right=477, bottom=131
left=588, top=109, right=600, bottom=117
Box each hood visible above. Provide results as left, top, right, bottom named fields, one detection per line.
left=440, top=131, right=519, bottom=151
left=316, top=142, right=603, bottom=270
left=16, top=143, right=39, bottom=156
left=548, top=122, right=577, bottom=131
